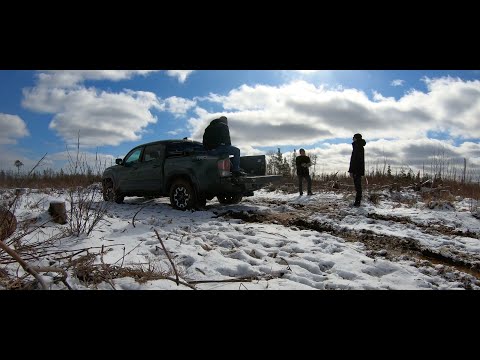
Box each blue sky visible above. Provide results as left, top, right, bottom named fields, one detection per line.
left=1, top=70, right=480, bottom=179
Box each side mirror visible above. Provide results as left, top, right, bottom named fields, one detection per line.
left=115, top=158, right=123, bottom=165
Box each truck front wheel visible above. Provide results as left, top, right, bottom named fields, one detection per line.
left=217, top=194, right=243, bottom=205
left=170, top=179, right=196, bottom=210
left=102, top=180, right=124, bottom=204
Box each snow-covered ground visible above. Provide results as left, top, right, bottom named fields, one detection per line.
left=2, top=186, right=479, bottom=290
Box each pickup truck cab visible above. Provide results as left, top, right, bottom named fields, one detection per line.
left=102, top=139, right=281, bottom=210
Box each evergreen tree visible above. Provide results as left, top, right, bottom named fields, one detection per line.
left=266, top=150, right=276, bottom=175
left=14, top=160, right=23, bottom=174
left=275, top=148, right=283, bottom=175
left=309, top=153, right=317, bottom=179
left=281, top=157, right=291, bottom=177
left=291, top=149, right=297, bottom=178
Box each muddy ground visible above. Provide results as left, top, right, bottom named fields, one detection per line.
left=215, top=194, right=480, bottom=289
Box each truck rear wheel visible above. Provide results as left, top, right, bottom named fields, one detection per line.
left=170, top=179, right=196, bottom=210
left=217, top=194, right=243, bottom=205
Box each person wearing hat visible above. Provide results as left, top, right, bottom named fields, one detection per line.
left=203, top=116, right=246, bottom=176
left=348, top=133, right=366, bottom=207
left=295, top=148, right=313, bottom=196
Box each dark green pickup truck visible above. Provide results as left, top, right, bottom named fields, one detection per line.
left=102, top=139, right=281, bottom=210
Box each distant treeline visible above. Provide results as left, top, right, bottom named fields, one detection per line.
left=0, top=168, right=101, bottom=188
left=266, top=148, right=479, bottom=184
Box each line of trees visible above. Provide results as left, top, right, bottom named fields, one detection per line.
left=266, top=148, right=317, bottom=179
left=267, top=148, right=479, bottom=185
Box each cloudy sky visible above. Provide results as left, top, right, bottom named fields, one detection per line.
left=1, top=70, right=479, bottom=178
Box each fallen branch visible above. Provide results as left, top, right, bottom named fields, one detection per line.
left=0, top=240, right=48, bottom=289
left=257, top=230, right=287, bottom=239
left=154, top=230, right=179, bottom=286
left=239, top=283, right=249, bottom=290
left=131, top=200, right=155, bottom=228
left=279, top=257, right=292, bottom=271
left=31, top=244, right=126, bottom=262
left=164, top=276, right=196, bottom=289
left=188, top=277, right=255, bottom=284
left=31, top=266, right=73, bottom=290
left=112, top=242, right=142, bottom=265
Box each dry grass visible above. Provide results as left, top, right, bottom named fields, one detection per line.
left=268, top=172, right=480, bottom=201
left=68, top=251, right=185, bottom=288
left=0, top=173, right=102, bottom=189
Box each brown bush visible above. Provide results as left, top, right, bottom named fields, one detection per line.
left=0, top=208, right=17, bottom=241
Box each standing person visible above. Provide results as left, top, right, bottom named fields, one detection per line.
left=203, top=116, right=246, bottom=176
left=296, top=148, right=313, bottom=196
left=348, top=133, right=366, bottom=207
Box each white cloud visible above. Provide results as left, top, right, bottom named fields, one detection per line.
left=22, top=70, right=199, bottom=148
left=391, top=79, right=405, bottom=87
left=163, top=96, right=196, bottom=117
left=166, top=70, right=195, bottom=83
left=293, top=70, right=323, bottom=75
left=0, top=113, right=30, bottom=144
left=183, top=77, right=480, bottom=175
left=35, top=70, right=160, bottom=88
left=167, top=129, right=184, bottom=136
left=17, top=72, right=480, bottom=177
left=188, top=78, right=480, bottom=148
left=23, top=84, right=161, bottom=146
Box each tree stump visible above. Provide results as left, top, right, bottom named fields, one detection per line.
left=0, top=208, right=17, bottom=241
left=48, top=201, right=67, bottom=224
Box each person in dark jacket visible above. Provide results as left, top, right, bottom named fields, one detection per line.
left=348, top=133, right=366, bottom=207
left=203, top=116, right=245, bottom=176
left=296, top=148, right=313, bottom=196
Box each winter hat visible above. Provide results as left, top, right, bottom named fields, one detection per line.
left=353, top=133, right=362, bottom=140
left=219, top=116, right=228, bottom=125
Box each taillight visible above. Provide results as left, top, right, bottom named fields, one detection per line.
left=218, top=158, right=231, bottom=177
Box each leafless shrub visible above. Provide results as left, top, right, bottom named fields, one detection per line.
left=66, top=184, right=108, bottom=237
left=368, top=192, right=382, bottom=205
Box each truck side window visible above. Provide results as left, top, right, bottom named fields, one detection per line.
left=166, top=142, right=184, bottom=157
left=124, top=148, right=143, bottom=165
left=144, top=144, right=164, bottom=162
left=166, top=141, right=204, bottom=157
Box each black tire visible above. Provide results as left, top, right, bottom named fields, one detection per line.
left=102, top=180, right=124, bottom=204
left=170, top=179, right=196, bottom=210
left=217, top=194, right=243, bottom=205
left=196, top=194, right=207, bottom=209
